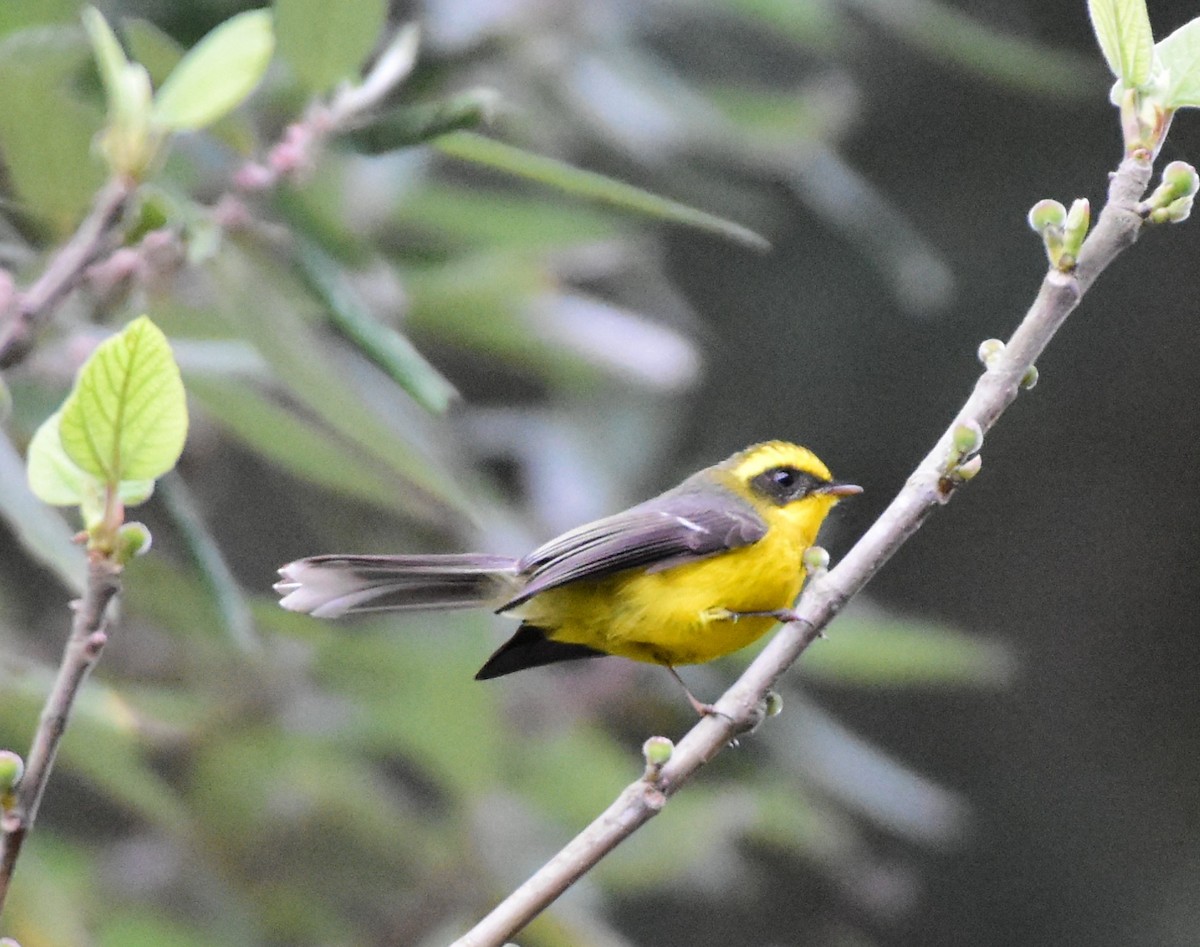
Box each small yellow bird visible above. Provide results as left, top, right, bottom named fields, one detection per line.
left=276, top=441, right=859, bottom=713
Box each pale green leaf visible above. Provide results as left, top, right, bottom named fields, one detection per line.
left=435, top=132, right=770, bottom=250
left=81, top=6, right=128, bottom=103
left=1, top=427, right=85, bottom=592
left=28, top=410, right=156, bottom=509
left=1088, top=0, right=1154, bottom=86
left=59, top=316, right=188, bottom=485
left=1156, top=19, right=1200, bottom=108
left=274, top=0, right=386, bottom=93
left=27, top=410, right=88, bottom=506
left=152, top=9, right=274, bottom=131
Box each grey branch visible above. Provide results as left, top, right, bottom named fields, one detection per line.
left=0, top=555, right=123, bottom=913
left=451, top=152, right=1156, bottom=947
left=0, top=179, right=135, bottom=368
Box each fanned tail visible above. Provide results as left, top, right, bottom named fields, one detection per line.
left=275, top=554, right=520, bottom=619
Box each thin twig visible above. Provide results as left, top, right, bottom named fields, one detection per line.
left=0, top=554, right=122, bottom=913
left=0, top=179, right=135, bottom=368
left=452, top=151, right=1155, bottom=947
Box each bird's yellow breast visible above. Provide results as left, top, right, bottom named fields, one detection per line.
left=518, top=491, right=837, bottom=666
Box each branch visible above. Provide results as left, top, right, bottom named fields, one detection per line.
left=0, top=179, right=135, bottom=369
left=0, top=554, right=122, bottom=913
left=452, top=151, right=1156, bottom=947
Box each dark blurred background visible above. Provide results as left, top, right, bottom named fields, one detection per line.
left=1, top=1, right=1198, bottom=945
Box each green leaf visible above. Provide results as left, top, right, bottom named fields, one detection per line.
left=0, top=0, right=77, bottom=37
left=58, top=316, right=188, bottom=486
left=83, top=6, right=156, bottom=178
left=26, top=411, right=155, bottom=510
left=81, top=6, right=128, bottom=103
left=1, top=427, right=85, bottom=592
left=348, top=89, right=500, bottom=152
left=1156, top=19, right=1200, bottom=107
left=0, top=27, right=105, bottom=228
left=434, top=132, right=771, bottom=250
left=152, top=9, right=274, bottom=131
left=1088, top=0, right=1154, bottom=87
left=394, top=184, right=620, bottom=250
left=274, top=0, right=386, bottom=94
left=293, top=238, right=458, bottom=414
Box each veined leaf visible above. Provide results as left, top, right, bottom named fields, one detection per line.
left=434, top=132, right=770, bottom=250
left=1088, top=0, right=1154, bottom=87
left=1156, top=19, right=1200, bottom=108
left=152, top=9, right=273, bottom=131
left=58, top=316, right=188, bottom=486
left=27, top=410, right=155, bottom=509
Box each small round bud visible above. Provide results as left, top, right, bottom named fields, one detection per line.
left=978, top=338, right=1005, bottom=368
left=764, top=691, right=783, bottom=718
left=954, top=454, right=983, bottom=481
left=802, top=546, right=830, bottom=574
left=0, top=750, right=24, bottom=797
left=115, top=522, right=152, bottom=563
left=1163, top=161, right=1199, bottom=198
left=642, top=736, right=674, bottom=769
left=1020, top=365, right=1039, bottom=390
left=952, top=420, right=984, bottom=456
left=1028, top=199, right=1067, bottom=233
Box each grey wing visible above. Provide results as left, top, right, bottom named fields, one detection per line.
left=501, top=489, right=767, bottom=611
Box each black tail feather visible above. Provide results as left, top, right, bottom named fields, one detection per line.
left=475, top=624, right=606, bottom=679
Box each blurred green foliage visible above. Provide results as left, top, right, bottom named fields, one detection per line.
left=0, top=0, right=1080, bottom=943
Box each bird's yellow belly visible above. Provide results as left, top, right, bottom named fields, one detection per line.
left=519, top=536, right=806, bottom=666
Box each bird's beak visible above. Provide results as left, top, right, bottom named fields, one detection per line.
left=818, top=482, right=863, bottom=498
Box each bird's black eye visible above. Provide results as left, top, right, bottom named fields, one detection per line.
left=750, top=465, right=821, bottom=504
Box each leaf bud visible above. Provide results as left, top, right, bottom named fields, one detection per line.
left=1027, top=199, right=1067, bottom=233
left=0, top=750, right=24, bottom=799
left=977, top=338, right=1006, bottom=368
left=1020, top=365, right=1039, bottom=390
left=115, top=522, right=153, bottom=563
left=1162, top=161, right=1199, bottom=198
left=642, top=736, right=674, bottom=770
left=952, top=420, right=984, bottom=457
left=802, top=546, right=830, bottom=575
left=1062, top=199, right=1090, bottom=261
left=954, top=454, right=983, bottom=481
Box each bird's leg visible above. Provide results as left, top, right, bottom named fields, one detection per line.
left=665, top=665, right=730, bottom=720
left=723, top=608, right=804, bottom=624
